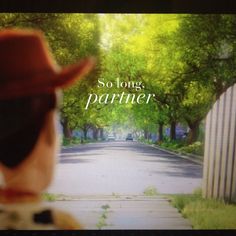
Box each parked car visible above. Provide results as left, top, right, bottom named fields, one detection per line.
left=126, top=133, right=133, bottom=141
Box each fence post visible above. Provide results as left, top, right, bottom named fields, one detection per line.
left=203, top=84, right=236, bottom=203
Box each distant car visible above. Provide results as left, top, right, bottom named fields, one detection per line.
left=126, top=133, right=133, bottom=141
left=107, top=134, right=116, bottom=141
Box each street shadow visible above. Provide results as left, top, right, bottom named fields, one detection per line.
left=59, top=153, right=104, bottom=158
left=61, top=145, right=105, bottom=154
left=142, top=156, right=202, bottom=178
left=116, top=143, right=176, bottom=156
left=69, top=141, right=163, bottom=156
left=59, top=158, right=93, bottom=164
left=59, top=142, right=202, bottom=178
left=137, top=153, right=175, bottom=158
left=142, top=158, right=201, bottom=165
left=104, top=143, right=172, bottom=156
left=150, top=164, right=202, bottom=178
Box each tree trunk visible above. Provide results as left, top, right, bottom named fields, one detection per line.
left=144, top=129, right=149, bottom=140
left=148, top=133, right=152, bottom=140
left=158, top=123, right=164, bottom=142
left=187, top=120, right=200, bottom=144
left=61, top=118, right=72, bottom=139
left=83, top=128, right=88, bottom=140
left=214, top=79, right=224, bottom=100
left=92, top=127, right=98, bottom=140
left=99, top=128, right=104, bottom=140
left=170, top=121, right=176, bottom=140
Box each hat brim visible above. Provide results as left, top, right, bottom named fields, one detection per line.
left=52, top=57, right=96, bottom=90
left=0, top=57, right=96, bottom=100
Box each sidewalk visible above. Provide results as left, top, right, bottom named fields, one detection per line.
left=45, top=195, right=192, bottom=229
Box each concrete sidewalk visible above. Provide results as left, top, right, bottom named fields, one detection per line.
left=45, top=195, right=192, bottom=229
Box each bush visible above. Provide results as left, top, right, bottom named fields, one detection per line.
left=62, top=137, right=71, bottom=146
left=62, top=136, right=99, bottom=146
left=71, top=137, right=82, bottom=144
left=141, top=135, right=204, bottom=157
left=62, top=136, right=82, bottom=146
left=143, top=186, right=159, bottom=196
left=178, top=141, right=204, bottom=156
left=159, top=139, right=185, bottom=150
left=138, top=137, right=155, bottom=144
left=42, top=193, right=58, bottom=201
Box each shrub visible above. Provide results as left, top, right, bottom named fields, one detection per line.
left=159, top=139, right=185, bottom=149
left=42, top=193, right=57, bottom=201
left=62, top=137, right=71, bottom=146
left=143, top=186, right=159, bottom=196
left=62, top=136, right=83, bottom=146
left=178, top=141, right=204, bottom=156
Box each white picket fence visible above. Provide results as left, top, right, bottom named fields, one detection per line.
left=203, top=84, right=236, bottom=203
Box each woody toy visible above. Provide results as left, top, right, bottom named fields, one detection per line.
left=0, top=29, right=94, bottom=229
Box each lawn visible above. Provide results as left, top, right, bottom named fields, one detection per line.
left=169, top=189, right=236, bottom=229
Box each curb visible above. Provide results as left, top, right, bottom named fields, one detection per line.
left=141, top=142, right=203, bottom=165
left=61, top=142, right=94, bottom=150
left=61, top=141, right=103, bottom=150
left=61, top=145, right=81, bottom=150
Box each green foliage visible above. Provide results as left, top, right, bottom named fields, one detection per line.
left=62, top=137, right=72, bottom=146
left=178, top=141, right=204, bottom=156
left=138, top=137, right=154, bottom=144
left=112, top=192, right=120, bottom=198
left=101, top=204, right=110, bottom=210
left=159, top=139, right=185, bottom=149
left=159, top=140, right=204, bottom=156
left=42, top=193, right=58, bottom=202
left=62, top=137, right=81, bottom=146
left=96, top=215, right=108, bottom=229
left=96, top=204, right=110, bottom=229
left=99, top=14, right=233, bottom=143
left=170, top=189, right=202, bottom=211
left=62, top=136, right=98, bottom=147
left=193, top=187, right=202, bottom=196
left=170, top=190, right=236, bottom=229
left=0, top=13, right=101, bottom=138
left=1, top=14, right=236, bottom=143
left=143, top=186, right=159, bottom=196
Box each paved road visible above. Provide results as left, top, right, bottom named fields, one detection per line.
left=47, top=141, right=202, bottom=195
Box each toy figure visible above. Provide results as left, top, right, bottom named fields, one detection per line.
left=0, top=29, right=95, bottom=229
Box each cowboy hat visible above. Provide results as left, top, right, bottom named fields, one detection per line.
left=0, top=28, right=95, bottom=100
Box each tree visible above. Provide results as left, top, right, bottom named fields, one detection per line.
left=172, top=14, right=236, bottom=143
left=0, top=13, right=101, bottom=139
left=3, top=13, right=236, bottom=144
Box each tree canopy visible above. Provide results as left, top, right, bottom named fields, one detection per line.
left=1, top=13, right=236, bottom=144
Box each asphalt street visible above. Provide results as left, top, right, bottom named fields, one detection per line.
left=47, top=141, right=202, bottom=196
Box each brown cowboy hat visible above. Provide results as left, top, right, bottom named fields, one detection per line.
left=0, top=28, right=95, bottom=100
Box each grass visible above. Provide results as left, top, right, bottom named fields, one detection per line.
left=178, top=141, right=204, bottom=156
left=159, top=140, right=204, bottom=157
left=112, top=192, right=120, bottom=198
left=169, top=188, right=236, bottom=229
left=140, top=137, right=204, bottom=157
left=62, top=137, right=83, bottom=147
left=101, top=204, right=110, bottom=210
left=96, top=215, right=108, bottom=229
left=96, top=204, right=111, bottom=229
left=143, top=186, right=159, bottom=196
left=62, top=137, right=99, bottom=147
left=42, top=192, right=58, bottom=202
